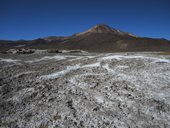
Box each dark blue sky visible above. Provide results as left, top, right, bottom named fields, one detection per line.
left=0, top=0, right=170, bottom=40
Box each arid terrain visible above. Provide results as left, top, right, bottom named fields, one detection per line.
left=1, top=24, right=170, bottom=53
left=0, top=50, right=170, bottom=128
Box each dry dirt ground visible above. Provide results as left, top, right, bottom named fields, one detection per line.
left=0, top=52, right=170, bottom=128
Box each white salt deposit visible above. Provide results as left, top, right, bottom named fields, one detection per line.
left=100, top=55, right=122, bottom=61
left=102, top=63, right=115, bottom=74
left=13, top=71, right=36, bottom=78
left=26, top=55, right=66, bottom=63
left=82, top=62, right=101, bottom=68
left=94, top=94, right=104, bottom=103
left=116, top=65, right=129, bottom=69
left=100, top=54, right=170, bottom=63
left=39, top=65, right=80, bottom=80
left=0, top=58, right=19, bottom=63
left=153, top=59, right=170, bottom=63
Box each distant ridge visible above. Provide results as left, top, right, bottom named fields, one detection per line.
left=0, top=24, right=170, bottom=52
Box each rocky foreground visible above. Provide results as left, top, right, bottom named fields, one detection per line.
left=0, top=51, right=170, bottom=128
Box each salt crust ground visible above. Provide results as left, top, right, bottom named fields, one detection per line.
left=0, top=52, right=170, bottom=128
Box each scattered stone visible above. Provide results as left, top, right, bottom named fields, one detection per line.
left=0, top=52, right=170, bottom=128
left=6, top=48, right=35, bottom=54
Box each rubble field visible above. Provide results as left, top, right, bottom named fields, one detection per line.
left=0, top=52, right=170, bottom=128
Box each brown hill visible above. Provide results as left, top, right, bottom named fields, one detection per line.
left=0, top=24, right=170, bottom=52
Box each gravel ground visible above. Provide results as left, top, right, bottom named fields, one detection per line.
left=0, top=52, right=170, bottom=128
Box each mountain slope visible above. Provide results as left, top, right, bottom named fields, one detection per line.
left=0, top=24, right=170, bottom=52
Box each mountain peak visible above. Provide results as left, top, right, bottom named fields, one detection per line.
left=93, top=24, right=111, bottom=29
left=76, top=24, right=136, bottom=37
left=89, top=24, right=114, bottom=33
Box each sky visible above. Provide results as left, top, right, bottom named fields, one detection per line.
left=0, top=0, right=170, bottom=40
